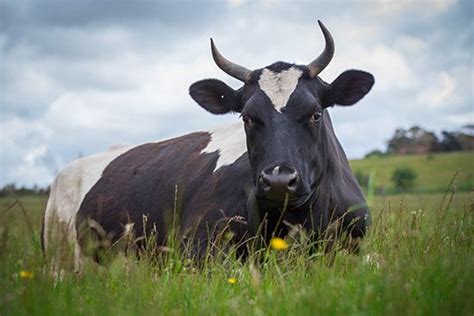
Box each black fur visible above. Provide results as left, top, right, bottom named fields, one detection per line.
left=76, top=60, right=375, bottom=260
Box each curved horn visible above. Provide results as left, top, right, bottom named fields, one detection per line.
left=307, top=20, right=335, bottom=78
left=210, top=38, right=253, bottom=83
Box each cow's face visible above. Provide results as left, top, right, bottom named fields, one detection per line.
left=190, top=22, right=374, bottom=208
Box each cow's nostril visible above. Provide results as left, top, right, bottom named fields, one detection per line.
left=287, top=172, right=299, bottom=190
left=259, top=174, right=271, bottom=189
left=288, top=176, right=297, bottom=189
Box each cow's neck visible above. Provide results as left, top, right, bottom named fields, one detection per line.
left=311, top=112, right=352, bottom=223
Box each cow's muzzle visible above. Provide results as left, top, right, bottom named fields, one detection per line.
left=257, top=164, right=302, bottom=202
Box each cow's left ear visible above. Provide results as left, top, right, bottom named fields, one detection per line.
left=189, top=79, right=242, bottom=114
left=322, top=70, right=374, bottom=107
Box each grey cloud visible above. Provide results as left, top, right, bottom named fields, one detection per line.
left=1, top=0, right=226, bottom=30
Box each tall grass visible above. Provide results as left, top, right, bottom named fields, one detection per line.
left=0, top=190, right=472, bottom=315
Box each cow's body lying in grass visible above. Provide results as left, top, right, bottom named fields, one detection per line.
left=42, top=21, right=374, bottom=270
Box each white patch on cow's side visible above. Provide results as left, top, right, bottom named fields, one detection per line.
left=201, top=121, right=247, bottom=172
left=43, top=145, right=133, bottom=272
left=258, top=67, right=303, bottom=112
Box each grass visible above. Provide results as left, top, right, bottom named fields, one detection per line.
left=0, top=189, right=472, bottom=315
left=350, top=151, right=474, bottom=193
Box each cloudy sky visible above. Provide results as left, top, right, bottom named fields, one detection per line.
left=1, top=0, right=472, bottom=187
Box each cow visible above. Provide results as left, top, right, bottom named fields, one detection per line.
left=42, top=21, right=374, bottom=271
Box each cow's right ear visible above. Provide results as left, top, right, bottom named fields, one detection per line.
left=189, top=79, right=242, bottom=114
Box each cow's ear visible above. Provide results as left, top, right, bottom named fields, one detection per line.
left=322, top=70, right=374, bottom=107
left=189, top=79, right=242, bottom=114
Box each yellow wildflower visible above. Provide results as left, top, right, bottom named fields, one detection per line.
left=227, top=277, right=237, bottom=284
left=270, top=237, right=288, bottom=251
left=19, top=270, right=34, bottom=279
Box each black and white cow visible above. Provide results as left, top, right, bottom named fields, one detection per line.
left=42, top=21, right=374, bottom=269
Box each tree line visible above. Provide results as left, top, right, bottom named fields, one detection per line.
left=365, top=124, right=474, bottom=158
left=0, top=184, right=49, bottom=198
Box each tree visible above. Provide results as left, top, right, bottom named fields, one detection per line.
left=439, top=131, right=462, bottom=152
left=391, top=167, right=417, bottom=192
left=387, top=128, right=411, bottom=154
left=387, top=126, right=439, bottom=154
left=457, top=133, right=474, bottom=151
left=364, top=149, right=385, bottom=158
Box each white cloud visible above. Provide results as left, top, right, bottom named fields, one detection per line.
left=362, top=45, right=418, bottom=91
left=24, top=145, right=48, bottom=165
left=227, top=0, right=249, bottom=7
left=416, top=72, right=456, bottom=108
left=323, top=44, right=417, bottom=92
left=394, top=35, right=427, bottom=54
left=1, top=118, right=57, bottom=186
left=446, top=112, right=474, bottom=125
left=371, top=0, right=457, bottom=16
left=9, top=163, right=53, bottom=187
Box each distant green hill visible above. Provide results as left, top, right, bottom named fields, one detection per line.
left=350, top=151, right=474, bottom=193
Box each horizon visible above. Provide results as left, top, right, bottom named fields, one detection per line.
left=1, top=0, right=473, bottom=187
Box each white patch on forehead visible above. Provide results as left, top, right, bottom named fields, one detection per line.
left=258, top=67, right=303, bottom=112
left=201, top=121, right=246, bottom=172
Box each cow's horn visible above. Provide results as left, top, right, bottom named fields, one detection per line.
left=210, top=38, right=253, bottom=83
left=307, top=20, right=335, bottom=78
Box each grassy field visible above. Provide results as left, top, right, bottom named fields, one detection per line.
left=0, top=190, right=472, bottom=315
left=350, top=151, right=474, bottom=193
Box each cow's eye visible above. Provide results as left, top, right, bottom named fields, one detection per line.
left=310, top=111, right=323, bottom=123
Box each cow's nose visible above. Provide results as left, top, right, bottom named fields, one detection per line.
left=258, top=165, right=300, bottom=199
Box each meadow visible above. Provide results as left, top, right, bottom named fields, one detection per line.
left=0, top=155, right=473, bottom=315
left=350, top=151, right=473, bottom=193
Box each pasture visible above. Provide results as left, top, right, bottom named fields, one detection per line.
left=0, top=189, right=472, bottom=315
left=350, top=151, right=474, bottom=193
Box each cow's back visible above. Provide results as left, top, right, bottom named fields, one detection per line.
left=43, top=122, right=252, bottom=269
left=75, top=130, right=251, bottom=260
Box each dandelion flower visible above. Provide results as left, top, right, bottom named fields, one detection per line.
left=227, top=277, right=237, bottom=284
left=270, top=237, right=288, bottom=251
left=19, top=270, right=34, bottom=279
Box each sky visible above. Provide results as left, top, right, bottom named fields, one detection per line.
left=1, top=0, right=473, bottom=187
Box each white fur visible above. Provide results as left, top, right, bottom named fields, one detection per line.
left=200, top=121, right=247, bottom=171
left=258, top=67, right=303, bottom=112
left=43, top=145, right=133, bottom=271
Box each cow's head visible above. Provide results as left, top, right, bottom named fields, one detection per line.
left=190, top=21, right=374, bottom=209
